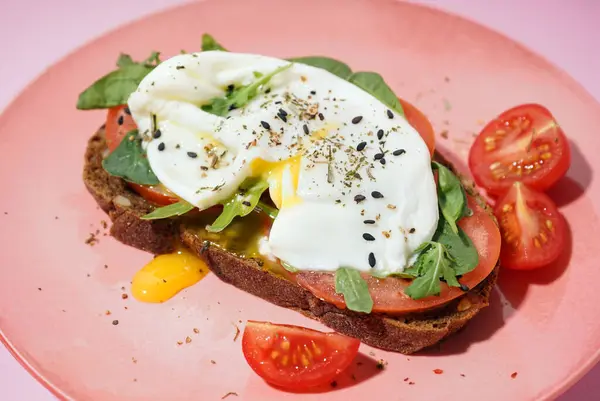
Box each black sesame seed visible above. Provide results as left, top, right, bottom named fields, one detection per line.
left=363, top=233, right=375, bottom=241
left=277, top=113, right=287, bottom=123
left=363, top=219, right=375, bottom=224
left=157, top=142, right=165, bottom=151
left=371, top=191, right=384, bottom=199
left=153, top=129, right=162, bottom=139
left=242, top=201, right=252, bottom=207
left=187, top=152, right=198, bottom=158
left=387, top=109, right=394, bottom=119
left=275, top=101, right=282, bottom=105
left=354, top=194, right=366, bottom=203
left=278, top=108, right=288, bottom=117
left=261, top=121, right=271, bottom=129
left=374, top=153, right=384, bottom=160
left=393, top=149, right=406, bottom=156
left=380, top=158, right=386, bottom=165
left=318, top=112, right=325, bottom=121
left=124, top=107, right=131, bottom=115
left=377, top=129, right=384, bottom=140
left=351, top=116, right=363, bottom=124
left=356, top=142, right=367, bottom=151
left=368, top=252, right=376, bottom=267
left=460, top=283, right=470, bottom=292
left=117, top=115, right=124, bottom=125
left=310, top=90, right=316, bottom=95
left=409, top=228, right=416, bottom=233
left=303, top=124, right=309, bottom=135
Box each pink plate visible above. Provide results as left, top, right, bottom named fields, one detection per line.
left=1, top=0, right=599, bottom=400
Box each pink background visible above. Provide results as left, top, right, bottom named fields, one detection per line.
left=0, top=0, right=598, bottom=399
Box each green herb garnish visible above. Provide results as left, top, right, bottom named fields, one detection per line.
left=141, top=200, right=195, bottom=220
left=102, top=130, right=159, bottom=185
left=404, top=242, right=459, bottom=299
left=201, top=34, right=227, bottom=51
left=335, top=267, right=373, bottom=313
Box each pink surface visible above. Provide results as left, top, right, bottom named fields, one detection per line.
left=1, top=0, right=599, bottom=400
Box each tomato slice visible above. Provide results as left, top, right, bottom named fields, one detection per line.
left=469, top=104, right=570, bottom=196
left=104, top=105, right=179, bottom=206
left=242, top=321, right=360, bottom=389
left=494, top=182, right=566, bottom=270
left=399, top=98, right=435, bottom=157
left=292, top=195, right=500, bottom=314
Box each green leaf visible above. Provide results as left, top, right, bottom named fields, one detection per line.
left=201, top=64, right=292, bottom=116
left=334, top=267, right=373, bottom=313
left=255, top=200, right=279, bottom=220
left=116, top=53, right=135, bottom=68
left=76, top=63, right=153, bottom=110
left=207, top=178, right=269, bottom=232
left=432, top=162, right=468, bottom=234
left=142, top=51, right=161, bottom=66
left=102, top=130, right=159, bottom=185
left=432, top=216, right=479, bottom=275
left=348, top=72, right=405, bottom=117
left=405, top=243, right=452, bottom=299
left=288, top=57, right=352, bottom=79
left=141, top=200, right=195, bottom=220
left=281, top=262, right=298, bottom=273
left=201, top=34, right=227, bottom=51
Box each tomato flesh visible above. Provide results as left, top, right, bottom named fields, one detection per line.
left=469, top=104, right=570, bottom=196
left=399, top=98, right=435, bottom=157
left=293, top=195, right=500, bottom=314
left=494, top=182, right=566, bottom=270
left=104, top=106, right=179, bottom=206
left=242, top=321, right=360, bottom=389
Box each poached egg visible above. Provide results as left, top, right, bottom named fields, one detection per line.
left=128, top=51, right=438, bottom=275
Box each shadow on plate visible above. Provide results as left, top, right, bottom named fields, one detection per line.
left=267, top=352, right=382, bottom=393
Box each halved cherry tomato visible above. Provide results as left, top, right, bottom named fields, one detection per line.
left=104, top=105, right=179, bottom=206
left=242, top=321, right=360, bottom=389
left=469, top=104, right=570, bottom=196
left=494, top=182, right=566, bottom=270
left=399, top=98, right=435, bottom=156
left=292, top=195, right=500, bottom=314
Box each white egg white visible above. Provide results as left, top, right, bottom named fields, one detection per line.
left=128, top=51, right=438, bottom=275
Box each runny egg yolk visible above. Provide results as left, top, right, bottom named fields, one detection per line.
left=251, top=155, right=303, bottom=209
left=131, top=248, right=209, bottom=303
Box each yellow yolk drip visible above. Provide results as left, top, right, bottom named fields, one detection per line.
left=251, top=155, right=303, bottom=209
left=131, top=248, right=209, bottom=303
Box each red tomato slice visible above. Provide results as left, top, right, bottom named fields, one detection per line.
left=292, top=195, right=500, bottom=314
left=399, top=98, right=435, bottom=157
left=469, top=104, right=570, bottom=196
left=494, top=182, right=566, bottom=270
left=104, top=106, right=179, bottom=206
left=242, top=321, right=360, bottom=389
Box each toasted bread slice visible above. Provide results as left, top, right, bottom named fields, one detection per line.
left=83, top=127, right=499, bottom=354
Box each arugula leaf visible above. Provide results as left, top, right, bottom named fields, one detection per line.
left=432, top=216, right=479, bottom=275
left=432, top=162, right=468, bottom=234
left=335, top=267, right=373, bottom=313
left=201, top=64, right=292, bottom=116
left=102, top=130, right=159, bottom=185
left=255, top=200, right=279, bottom=220
left=206, top=178, right=269, bottom=232
left=289, top=57, right=352, bottom=79
left=348, top=72, right=405, bottom=117
left=142, top=51, right=161, bottom=66
left=141, top=200, right=195, bottom=220
left=404, top=243, right=459, bottom=299
left=202, top=34, right=227, bottom=51
left=116, top=53, right=135, bottom=68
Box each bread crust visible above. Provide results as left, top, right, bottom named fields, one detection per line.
left=83, top=127, right=499, bottom=354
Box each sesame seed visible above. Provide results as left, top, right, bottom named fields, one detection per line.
left=278, top=108, right=288, bottom=117
left=377, top=129, right=384, bottom=140
left=187, top=152, right=198, bottom=158
left=318, top=113, right=325, bottom=121
left=124, top=107, right=131, bottom=115
left=460, top=283, right=470, bottom=292
left=380, top=158, right=386, bottom=165
left=387, top=109, right=394, bottom=119
left=374, top=153, right=384, bottom=160
left=158, top=142, right=165, bottom=151
left=260, top=121, right=271, bottom=129
left=409, top=228, right=416, bottom=233
left=310, top=90, right=317, bottom=95
left=368, top=252, right=376, bottom=267
left=303, top=124, right=309, bottom=135
left=153, top=129, right=162, bottom=139
left=277, top=112, right=287, bottom=123
left=363, top=233, right=375, bottom=241
left=351, top=116, right=363, bottom=124
left=371, top=191, right=384, bottom=199
left=354, top=194, right=366, bottom=203
left=117, top=115, right=124, bottom=125
left=363, top=219, right=375, bottom=224
left=242, top=201, right=251, bottom=207
left=393, top=149, right=406, bottom=156
left=356, top=142, right=367, bottom=151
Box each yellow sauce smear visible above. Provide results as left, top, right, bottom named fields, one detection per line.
left=131, top=248, right=210, bottom=303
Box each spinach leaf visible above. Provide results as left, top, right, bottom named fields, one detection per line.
left=102, top=130, right=159, bottom=185
left=116, top=53, right=135, bottom=68
left=432, top=162, right=468, bottom=234
left=348, top=72, right=405, bottom=117
left=141, top=200, right=195, bottom=220
left=201, top=64, right=292, bottom=116
left=335, top=267, right=373, bottom=313
left=206, top=177, right=270, bottom=232
left=289, top=57, right=352, bottom=79
left=201, top=34, right=227, bottom=51
left=432, top=216, right=479, bottom=275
